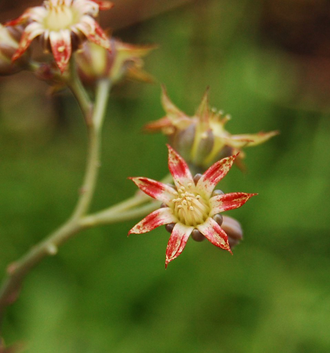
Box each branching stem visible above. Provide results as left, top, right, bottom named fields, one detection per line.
left=0, top=72, right=158, bottom=332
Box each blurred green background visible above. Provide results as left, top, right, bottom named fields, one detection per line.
left=1, top=0, right=330, bottom=352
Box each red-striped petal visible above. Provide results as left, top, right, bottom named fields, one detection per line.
left=210, top=192, right=257, bottom=215
left=12, top=25, right=42, bottom=62
left=5, top=10, right=31, bottom=27
left=165, top=223, right=193, bottom=268
left=91, top=0, right=114, bottom=10
left=128, top=207, right=176, bottom=235
left=167, top=144, right=193, bottom=187
left=49, top=30, right=72, bottom=73
left=197, top=154, right=237, bottom=196
left=197, top=218, right=231, bottom=253
left=85, top=21, right=111, bottom=50
left=129, top=177, right=177, bottom=205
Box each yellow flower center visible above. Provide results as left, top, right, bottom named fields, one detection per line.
left=44, top=4, right=80, bottom=31
left=172, top=183, right=210, bottom=227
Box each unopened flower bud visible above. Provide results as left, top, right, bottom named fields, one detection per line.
left=165, top=223, right=175, bottom=233
left=191, top=229, right=205, bottom=242
left=212, top=213, right=223, bottom=226
left=75, top=39, right=156, bottom=86
left=221, top=216, right=243, bottom=249
left=34, top=62, right=67, bottom=88
left=0, top=25, right=27, bottom=75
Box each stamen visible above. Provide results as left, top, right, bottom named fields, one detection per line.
left=172, top=182, right=210, bottom=226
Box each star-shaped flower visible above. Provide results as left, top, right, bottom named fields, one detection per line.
left=6, top=0, right=113, bottom=73
left=145, top=87, right=279, bottom=170
left=129, top=145, right=257, bottom=268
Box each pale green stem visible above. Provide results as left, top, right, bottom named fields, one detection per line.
left=0, top=75, right=111, bottom=330
left=66, top=61, right=93, bottom=125
left=89, top=173, right=173, bottom=218
left=103, top=173, right=173, bottom=215
left=81, top=200, right=161, bottom=227
left=71, top=79, right=111, bottom=219
left=0, top=64, right=171, bottom=332
left=0, top=219, right=84, bottom=327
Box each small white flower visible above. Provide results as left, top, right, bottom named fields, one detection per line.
left=6, top=0, right=113, bottom=72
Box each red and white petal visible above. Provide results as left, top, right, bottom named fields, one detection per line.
left=49, top=30, right=72, bottom=73
left=210, top=192, right=257, bottom=215
left=128, top=207, right=176, bottom=235
left=165, top=223, right=193, bottom=268
left=197, top=154, right=238, bottom=196
left=4, top=9, right=33, bottom=27
left=91, top=0, right=114, bottom=10
left=129, top=177, right=177, bottom=204
left=12, top=24, right=44, bottom=61
left=82, top=17, right=111, bottom=50
left=197, top=217, right=231, bottom=253
left=167, top=144, right=193, bottom=188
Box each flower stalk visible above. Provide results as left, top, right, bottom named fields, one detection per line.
left=0, top=68, right=155, bottom=331
left=71, top=78, right=111, bottom=218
